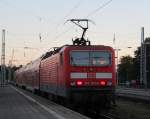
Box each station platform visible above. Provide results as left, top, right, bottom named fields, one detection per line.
left=116, top=87, right=150, bottom=101
left=0, top=85, right=89, bottom=119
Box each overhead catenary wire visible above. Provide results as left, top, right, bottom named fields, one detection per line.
left=3, top=0, right=48, bottom=41
left=85, top=0, right=113, bottom=18
left=61, top=0, right=83, bottom=21
left=1, top=0, right=84, bottom=65
left=2, top=0, right=114, bottom=65
left=2, top=0, right=114, bottom=46
left=0, top=0, right=47, bottom=43
left=0, top=0, right=42, bottom=21
left=49, top=0, right=83, bottom=39
left=54, top=26, right=74, bottom=40
left=53, top=0, right=113, bottom=41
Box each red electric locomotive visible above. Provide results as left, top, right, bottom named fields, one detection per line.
left=15, top=19, right=116, bottom=110
left=40, top=45, right=116, bottom=106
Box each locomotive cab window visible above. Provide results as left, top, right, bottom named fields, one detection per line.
left=71, top=51, right=89, bottom=66
left=91, top=51, right=111, bottom=66
left=70, top=51, right=111, bottom=66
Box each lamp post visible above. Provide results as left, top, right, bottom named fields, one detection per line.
left=115, top=47, right=132, bottom=86
left=115, top=48, right=121, bottom=85
left=24, top=46, right=40, bottom=57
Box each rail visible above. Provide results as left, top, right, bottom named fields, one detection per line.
left=99, top=113, right=120, bottom=119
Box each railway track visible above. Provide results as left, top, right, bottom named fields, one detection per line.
left=13, top=84, right=119, bottom=119
left=83, top=108, right=120, bottom=119
left=116, top=87, right=150, bottom=102
left=99, top=113, right=119, bottom=119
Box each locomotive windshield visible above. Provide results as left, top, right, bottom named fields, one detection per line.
left=70, top=51, right=111, bottom=66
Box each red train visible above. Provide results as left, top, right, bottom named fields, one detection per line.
left=15, top=19, right=116, bottom=110
left=15, top=45, right=116, bottom=108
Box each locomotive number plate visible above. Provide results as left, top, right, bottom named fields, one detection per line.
left=87, top=73, right=96, bottom=78
left=84, top=81, right=99, bottom=86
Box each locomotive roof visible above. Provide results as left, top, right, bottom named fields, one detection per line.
left=18, top=45, right=113, bottom=66
left=15, top=44, right=113, bottom=73
left=41, top=45, right=113, bottom=60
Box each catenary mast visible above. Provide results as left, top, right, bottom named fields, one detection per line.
left=1, top=29, right=6, bottom=86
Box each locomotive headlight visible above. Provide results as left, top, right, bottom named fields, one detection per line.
left=76, top=81, right=83, bottom=86
left=70, top=81, right=76, bottom=86
left=100, top=80, right=106, bottom=86
left=107, top=81, right=112, bottom=86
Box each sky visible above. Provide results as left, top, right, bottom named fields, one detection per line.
left=0, top=0, right=150, bottom=66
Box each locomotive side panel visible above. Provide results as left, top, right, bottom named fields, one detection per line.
left=57, top=52, right=68, bottom=97
left=40, top=55, right=58, bottom=94
left=39, top=50, right=70, bottom=97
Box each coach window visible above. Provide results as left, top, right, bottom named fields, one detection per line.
left=60, top=53, right=63, bottom=65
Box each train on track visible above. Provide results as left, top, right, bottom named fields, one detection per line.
left=15, top=19, right=116, bottom=111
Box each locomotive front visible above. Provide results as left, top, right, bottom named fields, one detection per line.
left=63, top=45, right=116, bottom=106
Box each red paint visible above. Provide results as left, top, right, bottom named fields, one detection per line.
left=15, top=45, right=116, bottom=97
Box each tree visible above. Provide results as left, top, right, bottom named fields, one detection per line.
left=118, top=55, right=134, bottom=83
left=133, top=47, right=140, bottom=81
left=118, top=37, right=150, bottom=87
